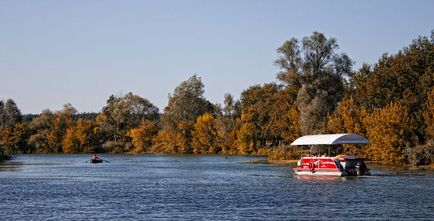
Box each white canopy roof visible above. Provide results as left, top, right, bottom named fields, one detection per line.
left=291, top=134, right=369, bottom=146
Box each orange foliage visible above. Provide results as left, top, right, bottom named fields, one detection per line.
left=127, top=120, right=158, bottom=153
left=363, top=102, right=410, bottom=165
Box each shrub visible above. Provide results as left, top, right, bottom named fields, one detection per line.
left=407, top=141, right=434, bottom=166
left=267, top=146, right=302, bottom=160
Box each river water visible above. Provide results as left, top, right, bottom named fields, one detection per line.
left=0, top=155, right=433, bottom=220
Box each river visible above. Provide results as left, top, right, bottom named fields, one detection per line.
left=1, top=155, right=433, bottom=220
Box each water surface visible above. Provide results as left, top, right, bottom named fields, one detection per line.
left=1, top=155, right=433, bottom=220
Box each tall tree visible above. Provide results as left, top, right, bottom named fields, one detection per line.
left=351, top=31, right=434, bottom=144
left=0, top=99, right=22, bottom=128
left=239, top=83, right=281, bottom=147
left=28, top=109, right=55, bottom=153
left=62, top=119, right=96, bottom=154
left=423, top=87, right=434, bottom=141
left=216, top=93, right=240, bottom=152
left=127, top=119, right=158, bottom=153
left=363, top=102, right=411, bottom=165
left=275, top=32, right=352, bottom=134
left=97, top=92, right=159, bottom=153
left=0, top=99, right=24, bottom=158
left=155, top=75, right=214, bottom=153
left=192, top=113, right=220, bottom=154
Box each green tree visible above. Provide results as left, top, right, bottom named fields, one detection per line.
left=275, top=32, right=352, bottom=134
left=155, top=75, right=214, bottom=153
left=97, top=92, right=159, bottom=153
left=28, top=109, right=55, bottom=153
left=240, top=83, right=281, bottom=147
left=27, top=104, right=77, bottom=153
left=0, top=99, right=25, bottom=158
left=0, top=99, right=22, bottom=128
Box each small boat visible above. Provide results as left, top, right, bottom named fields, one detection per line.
left=89, top=154, right=107, bottom=163
left=291, top=134, right=371, bottom=177
left=90, top=158, right=104, bottom=163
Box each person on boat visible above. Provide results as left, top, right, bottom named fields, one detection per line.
left=92, top=154, right=99, bottom=161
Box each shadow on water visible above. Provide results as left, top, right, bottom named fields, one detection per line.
left=0, top=162, right=23, bottom=171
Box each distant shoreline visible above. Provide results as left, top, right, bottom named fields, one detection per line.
left=2, top=153, right=434, bottom=171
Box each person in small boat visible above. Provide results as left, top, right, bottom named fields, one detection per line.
left=92, top=154, right=99, bottom=161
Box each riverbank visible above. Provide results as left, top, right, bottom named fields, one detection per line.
left=0, top=155, right=12, bottom=162
left=370, top=163, right=434, bottom=171
left=2, top=153, right=434, bottom=172
left=267, top=159, right=298, bottom=165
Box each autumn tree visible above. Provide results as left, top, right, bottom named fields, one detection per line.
left=62, top=119, right=97, bottom=154
left=423, top=87, right=434, bottom=141
left=351, top=31, right=434, bottom=144
left=235, top=111, right=256, bottom=154
left=239, top=83, right=283, bottom=148
left=96, top=92, right=159, bottom=153
left=0, top=99, right=22, bottom=128
left=214, top=93, right=241, bottom=154
left=325, top=97, right=366, bottom=135
left=268, top=88, right=300, bottom=145
left=27, top=109, right=55, bottom=153
left=27, top=104, right=77, bottom=153
left=127, top=119, right=158, bottom=153
left=0, top=99, right=25, bottom=158
left=324, top=97, right=368, bottom=156
left=275, top=32, right=353, bottom=135
left=155, top=75, right=214, bottom=153
left=192, top=113, right=221, bottom=154
left=363, top=102, right=412, bottom=165
left=49, top=104, right=77, bottom=153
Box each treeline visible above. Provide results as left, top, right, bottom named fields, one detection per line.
left=1, top=31, right=433, bottom=165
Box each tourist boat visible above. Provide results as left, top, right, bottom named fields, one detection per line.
left=291, top=134, right=371, bottom=177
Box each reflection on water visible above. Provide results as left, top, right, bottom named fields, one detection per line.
left=294, top=174, right=349, bottom=181
left=1, top=154, right=433, bottom=220
left=0, top=161, right=23, bottom=171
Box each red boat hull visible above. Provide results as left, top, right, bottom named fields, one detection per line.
left=293, top=156, right=370, bottom=177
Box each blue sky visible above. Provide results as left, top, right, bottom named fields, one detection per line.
left=1, top=0, right=433, bottom=114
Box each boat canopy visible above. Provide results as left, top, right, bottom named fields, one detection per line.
left=291, top=134, right=369, bottom=146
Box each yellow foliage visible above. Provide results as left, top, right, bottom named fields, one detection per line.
left=235, top=112, right=256, bottom=155
left=0, top=123, right=28, bottom=155
left=62, top=128, right=80, bottom=154
left=62, top=119, right=95, bottom=154
left=326, top=97, right=365, bottom=135
left=325, top=97, right=368, bottom=156
left=423, top=87, right=434, bottom=141
left=192, top=113, right=221, bottom=154
left=363, top=102, right=409, bottom=165
left=152, top=128, right=184, bottom=154
left=286, top=106, right=301, bottom=142
left=127, top=120, right=157, bottom=153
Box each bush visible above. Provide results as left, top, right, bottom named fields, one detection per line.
left=102, top=141, right=125, bottom=153
left=407, top=141, right=434, bottom=166
left=267, top=146, right=302, bottom=160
